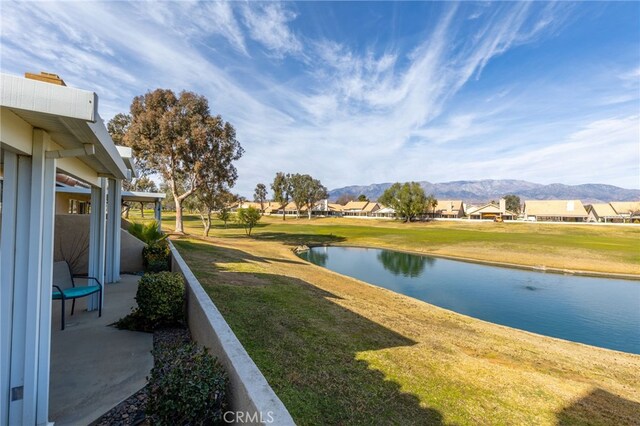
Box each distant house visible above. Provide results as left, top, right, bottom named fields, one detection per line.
left=586, top=203, right=622, bottom=223
left=370, top=205, right=396, bottom=218
left=523, top=200, right=588, bottom=222
left=342, top=200, right=370, bottom=216
left=430, top=200, right=465, bottom=218
left=609, top=202, right=640, bottom=222
left=467, top=199, right=517, bottom=220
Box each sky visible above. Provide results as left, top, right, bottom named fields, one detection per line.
left=1, top=1, right=639, bottom=195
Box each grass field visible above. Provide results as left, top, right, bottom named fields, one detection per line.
left=145, top=211, right=640, bottom=276
left=131, top=211, right=640, bottom=424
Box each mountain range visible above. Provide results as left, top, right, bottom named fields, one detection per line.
left=328, top=180, right=640, bottom=204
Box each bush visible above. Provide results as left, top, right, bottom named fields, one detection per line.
left=115, top=271, right=185, bottom=332
left=136, top=272, right=185, bottom=326
left=128, top=220, right=167, bottom=245
left=147, top=342, right=228, bottom=425
left=143, top=241, right=171, bottom=272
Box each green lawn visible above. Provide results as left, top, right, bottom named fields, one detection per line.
left=138, top=211, right=640, bottom=275
left=171, top=233, right=640, bottom=425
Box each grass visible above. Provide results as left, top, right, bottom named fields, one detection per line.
left=136, top=211, right=640, bottom=424
left=171, top=235, right=640, bottom=425
left=136, top=211, right=640, bottom=276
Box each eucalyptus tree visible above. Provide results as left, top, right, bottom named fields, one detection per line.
left=122, top=89, right=243, bottom=233
left=289, top=173, right=328, bottom=219
left=254, top=183, right=268, bottom=214
left=271, top=172, right=292, bottom=221
left=379, top=182, right=427, bottom=222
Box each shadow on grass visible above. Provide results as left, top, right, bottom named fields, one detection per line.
left=247, top=232, right=347, bottom=247
left=556, top=388, right=640, bottom=425
left=173, top=238, right=308, bottom=266
left=174, top=239, right=445, bottom=425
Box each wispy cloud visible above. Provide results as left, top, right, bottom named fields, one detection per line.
left=1, top=1, right=637, bottom=192
left=240, top=2, right=302, bottom=56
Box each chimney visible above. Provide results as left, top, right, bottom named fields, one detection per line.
left=25, top=71, right=66, bottom=86
left=499, top=198, right=506, bottom=213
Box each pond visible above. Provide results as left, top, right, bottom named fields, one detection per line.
left=298, top=246, right=640, bottom=354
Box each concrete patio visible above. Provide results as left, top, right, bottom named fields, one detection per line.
left=49, top=274, right=152, bottom=426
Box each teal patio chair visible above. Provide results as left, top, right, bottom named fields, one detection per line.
left=52, top=261, right=102, bottom=330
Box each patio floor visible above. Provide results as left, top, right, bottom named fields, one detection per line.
left=49, top=274, right=153, bottom=426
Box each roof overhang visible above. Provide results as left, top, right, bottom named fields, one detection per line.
left=116, top=145, right=137, bottom=179
left=56, top=185, right=165, bottom=203
left=0, top=73, right=129, bottom=182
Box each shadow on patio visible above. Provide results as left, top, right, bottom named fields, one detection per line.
left=49, top=274, right=152, bottom=426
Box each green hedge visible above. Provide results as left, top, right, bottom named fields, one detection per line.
left=143, top=241, right=171, bottom=272
left=136, top=272, right=185, bottom=326
left=147, top=342, right=228, bottom=425
left=115, top=271, right=185, bottom=332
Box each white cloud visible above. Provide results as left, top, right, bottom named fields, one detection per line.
left=1, top=1, right=637, bottom=194
left=240, top=3, right=301, bottom=56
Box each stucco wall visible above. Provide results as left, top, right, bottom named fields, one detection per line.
left=169, top=242, right=294, bottom=426
left=54, top=214, right=145, bottom=276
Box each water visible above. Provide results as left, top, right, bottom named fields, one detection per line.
left=298, top=246, right=640, bottom=354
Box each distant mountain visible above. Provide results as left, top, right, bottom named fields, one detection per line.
left=328, top=180, right=640, bottom=204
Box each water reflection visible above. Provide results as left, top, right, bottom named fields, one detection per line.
left=305, top=248, right=328, bottom=267
left=377, top=250, right=435, bottom=277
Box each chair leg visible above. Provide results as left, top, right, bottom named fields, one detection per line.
left=98, top=290, right=102, bottom=317
left=61, top=299, right=65, bottom=331
left=71, top=299, right=76, bottom=316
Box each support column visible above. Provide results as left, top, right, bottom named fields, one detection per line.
left=105, top=179, right=122, bottom=284
left=1, top=150, right=19, bottom=426
left=1, top=130, right=57, bottom=426
left=36, top=139, right=56, bottom=426
left=88, top=178, right=107, bottom=311
left=154, top=199, right=162, bottom=231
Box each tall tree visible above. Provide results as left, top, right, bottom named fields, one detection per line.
left=357, top=194, right=368, bottom=202
left=335, top=194, right=355, bottom=205
left=426, top=194, right=438, bottom=217
left=123, top=89, right=243, bottom=233
left=132, top=176, right=158, bottom=217
left=378, top=182, right=427, bottom=223
left=290, top=173, right=328, bottom=219
left=503, top=194, right=521, bottom=213
left=253, top=183, right=268, bottom=214
left=271, top=172, right=292, bottom=221
left=195, top=184, right=234, bottom=237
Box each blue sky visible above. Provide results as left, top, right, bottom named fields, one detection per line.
left=1, top=1, right=639, bottom=194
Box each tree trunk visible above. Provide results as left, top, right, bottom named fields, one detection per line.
left=308, top=207, right=312, bottom=220
left=123, top=204, right=130, bottom=219
left=282, top=209, right=286, bottom=221
left=174, top=196, right=184, bottom=234
left=140, top=202, right=145, bottom=217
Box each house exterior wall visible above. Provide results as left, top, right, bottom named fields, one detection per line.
left=54, top=214, right=144, bottom=275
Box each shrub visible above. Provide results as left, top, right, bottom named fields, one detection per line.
left=147, top=342, right=228, bottom=425
left=143, top=241, right=171, bottom=272
left=136, top=272, right=185, bottom=327
left=115, top=271, right=185, bottom=332
left=128, top=220, right=167, bottom=245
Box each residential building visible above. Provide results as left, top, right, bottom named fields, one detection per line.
left=586, top=203, right=623, bottom=223
left=430, top=200, right=465, bottom=218
left=467, top=199, right=517, bottom=220
left=609, top=202, right=640, bottom=222
left=523, top=200, right=588, bottom=222
left=1, top=72, right=133, bottom=425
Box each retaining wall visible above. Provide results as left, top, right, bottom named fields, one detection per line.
left=168, top=241, right=295, bottom=426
